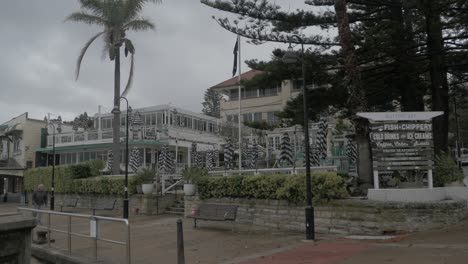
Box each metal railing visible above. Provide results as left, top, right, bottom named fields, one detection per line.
left=17, top=207, right=131, bottom=264
left=208, top=166, right=337, bottom=176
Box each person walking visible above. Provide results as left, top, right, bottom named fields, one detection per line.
left=32, top=184, right=48, bottom=225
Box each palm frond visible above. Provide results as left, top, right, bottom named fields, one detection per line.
left=65, top=12, right=106, bottom=25
left=79, top=0, right=105, bottom=16
left=124, top=19, right=155, bottom=31
left=121, top=53, right=135, bottom=97
left=125, top=0, right=161, bottom=20
left=75, top=31, right=106, bottom=80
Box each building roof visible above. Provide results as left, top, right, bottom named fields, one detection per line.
left=210, top=70, right=265, bottom=89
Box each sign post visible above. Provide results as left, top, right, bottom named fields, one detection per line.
left=357, top=112, right=443, bottom=189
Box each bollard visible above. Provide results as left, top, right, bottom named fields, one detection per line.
left=177, top=219, right=185, bottom=264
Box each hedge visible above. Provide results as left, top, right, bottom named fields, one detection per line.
left=24, top=160, right=137, bottom=195
left=197, top=172, right=349, bottom=204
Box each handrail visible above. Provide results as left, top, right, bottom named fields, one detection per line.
left=17, top=207, right=131, bottom=264
left=208, top=166, right=337, bottom=176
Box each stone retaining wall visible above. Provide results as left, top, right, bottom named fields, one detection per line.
left=26, top=193, right=182, bottom=215
left=185, top=196, right=468, bottom=235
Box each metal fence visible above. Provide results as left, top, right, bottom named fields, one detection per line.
left=17, top=207, right=131, bottom=264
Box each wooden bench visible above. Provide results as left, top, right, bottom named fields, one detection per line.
left=186, top=203, right=238, bottom=231
left=92, top=199, right=117, bottom=215
left=60, top=197, right=79, bottom=212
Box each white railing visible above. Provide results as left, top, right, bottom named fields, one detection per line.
left=17, top=207, right=131, bottom=264
left=208, top=166, right=337, bottom=176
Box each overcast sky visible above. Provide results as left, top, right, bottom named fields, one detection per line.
left=0, top=0, right=312, bottom=123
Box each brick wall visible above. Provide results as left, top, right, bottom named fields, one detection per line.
left=185, top=196, right=468, bottom=235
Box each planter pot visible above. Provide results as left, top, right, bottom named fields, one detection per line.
left=142, top=184, right=154, bottom=194
left=184, top=184, right=197, bottom=196
left=399, top=182, right=424, bottom=189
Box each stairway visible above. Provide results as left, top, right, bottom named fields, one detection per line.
left=165, top=198, right=185, bottom=216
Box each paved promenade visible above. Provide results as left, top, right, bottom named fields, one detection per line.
left=3, top=200, right=468, bottom=264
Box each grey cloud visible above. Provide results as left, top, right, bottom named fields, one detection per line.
left=0, top=0, right=284, bottom=123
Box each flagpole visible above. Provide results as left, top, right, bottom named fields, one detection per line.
left=237, top=34, right=242, bottom=171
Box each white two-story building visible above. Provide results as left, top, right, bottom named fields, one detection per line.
left=36, top=105, right=226, bottom=173
left=0, top=113, right=46, bottom=193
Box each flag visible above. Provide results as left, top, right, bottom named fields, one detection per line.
left=232, top=36, right=239, bottom=77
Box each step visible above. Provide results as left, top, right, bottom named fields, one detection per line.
left=165, top=210, right=184, bottom=215
left=166, top=207, right=184, bottom=212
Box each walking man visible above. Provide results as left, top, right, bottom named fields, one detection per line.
left=32, top=184, right=48, bottom=225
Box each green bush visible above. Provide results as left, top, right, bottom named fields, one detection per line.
left=68, top=163, right=92, bottom=179
left=24, top=160, right=137, bottom=195
left=197, top=172, right=348, bottom=204
left=85, top=160, right=105, bottom=176
left=435, top=151, right=464, bottom=186
left=182, top=167, right=208, bottom=184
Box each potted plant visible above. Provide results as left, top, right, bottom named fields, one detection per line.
left=182, top=167, right=207, bottom=196
left=136, top=168, right=155, bottom=194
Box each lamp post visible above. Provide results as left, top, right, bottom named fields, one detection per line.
left=283, top=35, right=315, bottom=240
left=47, top=117, right=62, bottom=211
left=112, top=96, right=129, bottom=219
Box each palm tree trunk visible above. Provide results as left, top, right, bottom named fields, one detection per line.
left=334, top=0, right=373, bottom=185
left=112, top=47, right=121, bottom=175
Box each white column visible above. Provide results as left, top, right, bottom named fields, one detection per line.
left=373, top=170, right=379, bottom=189
left=428, top=169, right=433, bottom=189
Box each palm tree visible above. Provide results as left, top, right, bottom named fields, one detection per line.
left=66, top=0, right=160, bottom=174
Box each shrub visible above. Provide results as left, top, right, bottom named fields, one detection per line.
left=198, top=172, right=348, bottom=204
left=69, top=163, right=92, bottom=179
left=182, top=167, right=208, bottom=184
left=85, top=160, right=105, bottom=176
left=24, top=160, right=138, bottom=195
left=434, top=151, right=464, bottom=186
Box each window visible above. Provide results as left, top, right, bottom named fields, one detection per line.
left=102, top=118, right=112, bottom=129
left=260, top=86, right=279, bottom=97
left=243, top=114, right=252, bottom=122
left=13, top=140, right=20, bottom=152
left=274, top=136, right=281, bottom=150
left=253, top=112, right=262, bottom=122
left=226, top=114, right=238, bottom=123
left=243, top=113, right=261, bottom=122
left=243, top=88, right=258, bottom=98
left=267, top=112, right=280, bottom=125
left=145, top=113, right=156, bottom=126
left=156, top=112, right=163, bottom=124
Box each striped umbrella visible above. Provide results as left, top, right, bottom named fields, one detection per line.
left=223, top=138, right=234, bottom=170
left=132, top=110, right=144, bottom=127
left=106, top=150, right=113, bottom=171
left=205, top=151, right=214, bottom=171
left=158, top=145, right=170, bottom=174
left=167, top=150, right=176, bottom=174
left=129, top=147, right=142, bottom=173
left=278, top=132, right=294, bottom=167
left=191, top=143, right=203, bottom=168
left=346, top=136, right=358, bottom=165
left=303, top=140, right=321, bottom=167
left=246, top=143, right=258, bottom=169
left=316, top=117, right=328, bottom=160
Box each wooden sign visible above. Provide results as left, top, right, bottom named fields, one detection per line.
left=370, top=132, right=432, bottom=141
left=370, top=123, right=432, bottom=132
left=371, top=140, right=433, bottom=149
left=357, top=111, right=443, bottom=121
